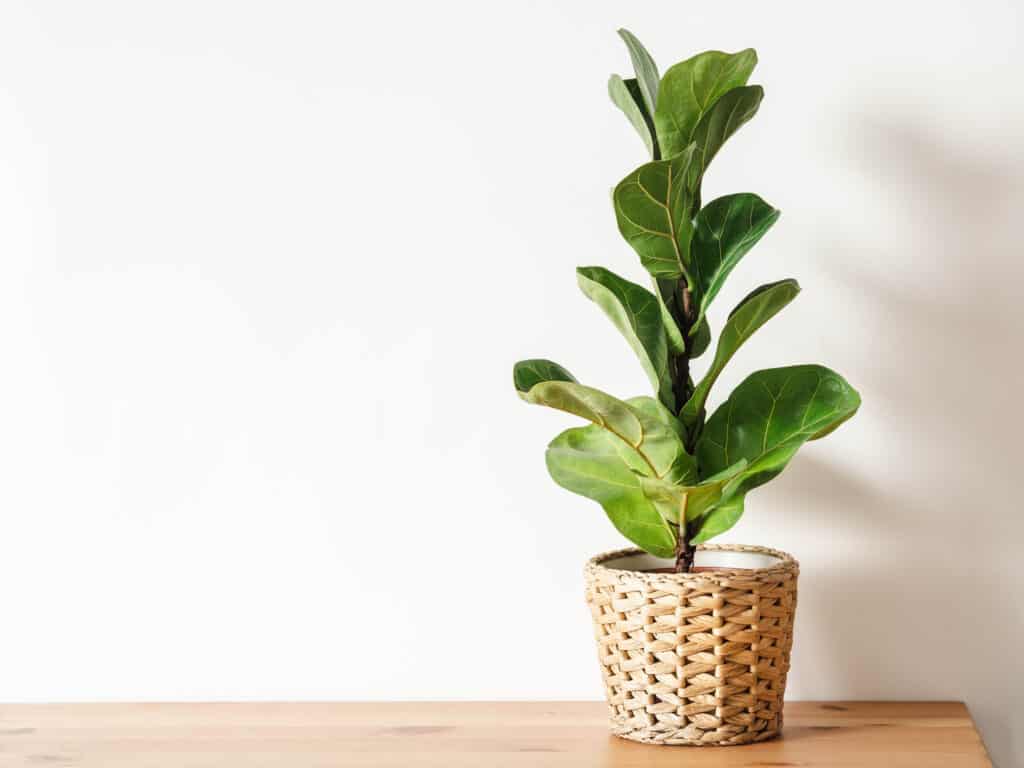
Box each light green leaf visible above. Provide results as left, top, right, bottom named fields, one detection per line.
left=696, top=364, right=861, bottom=489
left=617, top=29, right=660, bottom=117
left=577, top=267, right=674, bottom=411
left=625, top=395, right=685, bottom=440
left=681, top=279, right=800, bottom=432
left=546, top=425, right=676, bottom=558
left=639, top=457, right=747, bottom=526
left=625, top=396, right=695, bottom=482
left=514, top=364, right=687, bottom=479
left=690, top=193, right=781, bottom=327
left=517, top=378, right=641, bottom=446
left=613, top=146, right=698, bottom=280
left=609, top=75, right=656, bottom=158
left=687, top=85, right=764, bottom=198
left=654, top=49, right=757, bottom=159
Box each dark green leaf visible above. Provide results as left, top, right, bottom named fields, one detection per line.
left=512, top=359, right=577, bottom=393
left=617, top=29, right=660, bottom=117
left=577, top=267, right=674, bottom=411
left=690, top=316, right=711, bottom=358
left=687, top=85, right=764, bottom=196
left=654, top=278, right=685, bottom=355
left=696, top=364, right=861, bottom=487
left=546, top=425, right=676, bottom=557
left=690, top=193, right=781, bottom=327
left=681, top=280, right=800, bottom=431
left=690, top=496, right=744, bottom=543
left=613, top=147, right=698, bottom=280
left=689, top=365, right=859, bottom=543
left=608, top=75, right=656, bottom=159
left=654, top=49, right=757, bottom=159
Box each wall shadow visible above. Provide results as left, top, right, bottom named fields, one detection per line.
left=773, top=116, right=1024, bottom=766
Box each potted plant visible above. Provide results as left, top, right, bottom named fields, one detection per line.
left=512, top=30, right=861, bottom=746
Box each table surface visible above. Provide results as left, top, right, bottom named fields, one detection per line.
left=0, top=701, right=991, bottom=767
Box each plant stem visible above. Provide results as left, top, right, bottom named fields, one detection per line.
left=674, top=522, right=695, bottom=573
left=670, top=354, right=691, bottom=412
left=672, top=282, right=699, bottom=574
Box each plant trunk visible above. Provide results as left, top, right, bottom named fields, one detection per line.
left=674, top=525, right=695, bottom=573
left=672, top=282, right=698, bottom=575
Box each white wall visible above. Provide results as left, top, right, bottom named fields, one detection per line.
left=1, top=1, right=1021, bottom=764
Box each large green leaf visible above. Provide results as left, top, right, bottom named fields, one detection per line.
left=613, top=146, right=698, bottom=280
left=544, top=394, right=698, bottom=558
left=696, top=364, right=861, bottom=487
left=654, top=49, right=757, bottom=159
left=546, top=425, right=675, bottom=557
left=608, top=75, right=657, bottom=159
left=687, top=85, right=764, bottom=200
left=577, top=267, right=674, bottom=411
left=514, top=362, right=687, bottom=479
left=690, top=193, right=781, bottom=328
left=681, top=279, right=800, bottom=432
left=617, top=29, right=660, bottom=117
left=689, top=365, right=859, bottom=543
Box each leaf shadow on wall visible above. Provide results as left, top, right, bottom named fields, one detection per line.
left=770, top=117, right=1024, bottom=765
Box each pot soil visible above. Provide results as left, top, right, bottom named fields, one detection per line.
left=584, top=544, right=799, bottom=746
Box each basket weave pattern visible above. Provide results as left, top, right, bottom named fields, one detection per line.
left=584, top=544, right=799, bottom=746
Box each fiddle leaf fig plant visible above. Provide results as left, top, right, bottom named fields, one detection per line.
left=513, top=31, right=861, bottom=572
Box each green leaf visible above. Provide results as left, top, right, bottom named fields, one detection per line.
left=577, top=267, right=674, bottom=411
left=687, top=85, right=764, bottom=197
left=690, top=193, right=781, bottom=327
left=613, top=146, right=698, bottom=281
left=654, top=278, right=685, bottom=355
left=517, top=377, right=641, bottom=446
left=617, top=29, right=660, bottom=117
left=640, top=457, right=747, bottom=526
left=690, top=495, right=744, bottom=543
left=654, top=49, right=757, bottom=159
left=515, top=364, right=687, bottom=480
left=546, top=425, right=676, bottom=557
left=625, top=396, right=695, bottom=483
left=608, top=75, right=657, bottom=159
left=690, top=316, right=711, bottom=358
left=652, top=279, right=709, bottom=359
left=512, top=359, right=577, bottom=393
left=681, top=279, right=800, bottom=432
left=696, top=364, right=861, bottom=489
left=688, top=364, right=859, bottom=543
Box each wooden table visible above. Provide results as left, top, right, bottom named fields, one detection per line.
left=0, top=701, right=990, bottom=767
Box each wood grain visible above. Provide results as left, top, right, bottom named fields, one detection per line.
left=0, top=701, right=991, bottom=767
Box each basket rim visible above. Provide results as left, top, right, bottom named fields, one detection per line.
left=585, top=543, right=799, bottom=584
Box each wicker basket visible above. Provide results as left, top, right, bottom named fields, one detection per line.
left=584, top=544, right=799, bottom=746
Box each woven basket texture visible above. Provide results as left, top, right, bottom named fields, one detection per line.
left=584, top=544, right=799, bottom=746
